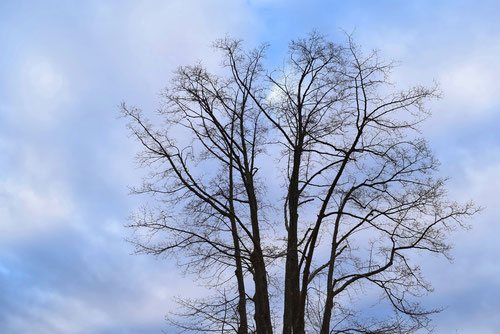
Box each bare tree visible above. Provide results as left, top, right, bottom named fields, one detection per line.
left=121, top=32, right=477, bottom=334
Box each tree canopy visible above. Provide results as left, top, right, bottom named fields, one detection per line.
left=122, top=33, right=477, bottom=334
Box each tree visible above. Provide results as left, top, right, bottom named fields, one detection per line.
left=121, top=32, right=477, bottom=334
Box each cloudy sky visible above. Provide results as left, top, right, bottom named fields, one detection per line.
left=1, top=0, right=499, bottom=333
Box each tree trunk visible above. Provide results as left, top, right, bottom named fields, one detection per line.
left=283, top=146, right=303, bottom=334
left=228, top=156, right=249, bottom=334
left=248, top=187, right=273, bottom=334
left=251, top=248, right=273, bottom=334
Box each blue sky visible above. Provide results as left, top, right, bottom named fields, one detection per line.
left=1, top=0, right=499, bottom=333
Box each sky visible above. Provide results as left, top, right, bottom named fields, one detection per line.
left=0, top=0, right=499, bottom=333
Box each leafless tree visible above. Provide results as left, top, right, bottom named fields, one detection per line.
left=121, top=32, right=477, bottom=334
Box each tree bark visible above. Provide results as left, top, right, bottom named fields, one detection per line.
left=228, top=149, right=249, bottom=334
left=283, top=145, right=303, bottom=334
left=248, top=184, right=273, bottom=334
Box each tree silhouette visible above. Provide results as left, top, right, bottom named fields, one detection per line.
left=122, top=33, right=477, bottom=334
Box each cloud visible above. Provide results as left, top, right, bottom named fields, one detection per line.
left=0, top=134, right=74, bottom=242
left=22, top=59, right=67, bottom=101
left=0, top=180, right=73, bottom=240
left=415, top=148, right=500, bottom=333
left=6, top=56, right=72, bottom=127
left=440, top=58, right=500, bottom=112
left=339, top=2, right=500, bottom=127
left=4, top=289, right=112, bottom=334
left=0, top=1, right=263, bottom=333
left=0, top=216, right=209, bottom=334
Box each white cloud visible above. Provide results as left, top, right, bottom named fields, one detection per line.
left=9, top=57, right=72, bottom=126
left=352, top=14, right=500, bottom=127
left=439, top=55, right=500, bottom=112
left=447, top=149, right=500, bottom=205
left=0, top=1, right=262, bottom=332
left=0, top=141, right=74, bottom=242
left=0, top=180, right=74, bottom=241
left=24, top=61, right=66, bottom=100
